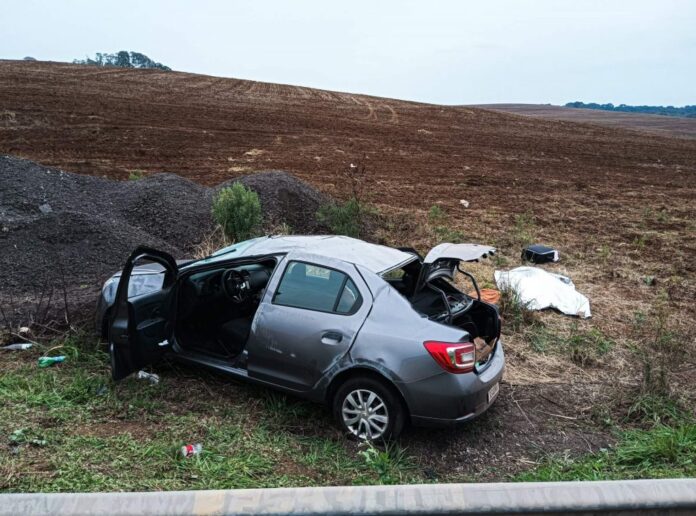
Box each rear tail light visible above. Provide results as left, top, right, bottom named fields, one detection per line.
left=424, top=341, right=476, bottom=374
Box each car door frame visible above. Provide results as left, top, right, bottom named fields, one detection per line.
left=109, top=246, right=179, bottom=381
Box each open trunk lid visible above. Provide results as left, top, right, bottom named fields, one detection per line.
left=419, top=243, right=496, bottom=286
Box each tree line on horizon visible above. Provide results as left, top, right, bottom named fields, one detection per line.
left=73, top=51, right=171, bottom=71
left=565, top=101, right=696, bottom=118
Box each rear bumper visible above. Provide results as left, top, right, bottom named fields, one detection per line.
left=399, top=341, right=505, bottom=428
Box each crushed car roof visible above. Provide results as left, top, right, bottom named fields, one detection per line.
left=198, top=235, right=416, bottom=274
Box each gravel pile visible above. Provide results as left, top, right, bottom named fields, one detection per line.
left=0, top=156, right=328, bottom=326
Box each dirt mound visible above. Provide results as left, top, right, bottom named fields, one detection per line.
left=0, top=156, right=327, bottom=326
left=223, top=171, right=329, bottom=233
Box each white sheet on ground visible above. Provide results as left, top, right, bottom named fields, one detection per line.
left=494, top=266, right=591, bottom=318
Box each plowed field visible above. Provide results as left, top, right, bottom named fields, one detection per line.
left=1, top=60, right=695, bottom=484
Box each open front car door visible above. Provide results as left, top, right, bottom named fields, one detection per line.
left=108, top=246, right=179, bottom=381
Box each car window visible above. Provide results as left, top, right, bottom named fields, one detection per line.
left=273, top=261, right=361, bottom=314
left=336, top=279, right=360, bottom=314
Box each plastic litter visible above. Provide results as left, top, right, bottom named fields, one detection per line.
left=468, top=288, right=501, bottom=306
left=10, top=429, right=47, bottom=447
left=181, top=443, right=203, bottom=458
left=495, top=266, right=591, bottom=318
left=1, top=343, right=33, bottom=351
left=136, top=370, right=160, bottom=385
left=95, top=385, right=109, bottom=396
left=38, top=356, right=65, bottom=367
left=459, top=199, right=470, bottom=208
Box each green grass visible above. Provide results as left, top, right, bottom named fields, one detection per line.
left=498, top=285, right=538, bottom=333
left=526, top=324, right=614, bottom=366
left=0, top=333, right=421, bottom=492
left=128, top=169, right=145, bottom=180
left=517, top=424, right=696, bottom=481
left=2, top=332, right=692, bottom=491
left=513, top=211, right=536, bottom=246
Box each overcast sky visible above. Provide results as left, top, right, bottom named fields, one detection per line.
left=2, top=0, right=694, bottom=105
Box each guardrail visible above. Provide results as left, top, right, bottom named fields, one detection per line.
left=2, top=479, right=695, bottom=515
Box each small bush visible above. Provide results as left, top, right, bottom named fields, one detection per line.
left=428, top=205, right=446, bottom=223
left=565, top=326, right=614, bottom=367
left=499, top=285, right=537, bottom=332
left=427, top=204, right=464, bottom=242
left=513, top=211, right=536, bottom=245
left=433, top=225, right=464, bottom=242
left=627, top=394, right=689, bottom=426
left=128, top=169, right=145, bottom=181
left=316, top=198, right=363, bottom=238
left=632, top=295, right=683, bottom=398
left=358, top=442, right=413, bottom=485
left=212, top=183, right=262, bottom=242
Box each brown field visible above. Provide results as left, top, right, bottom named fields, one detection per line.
left=1, top=60, right=695, bottom=482
left=475, top=103, right=696, bottom=139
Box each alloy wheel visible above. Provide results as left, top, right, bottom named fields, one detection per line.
left=341, top=389, right=389, bottom=440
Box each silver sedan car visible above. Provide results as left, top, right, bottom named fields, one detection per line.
left=98, top=236, right=504, bottom=440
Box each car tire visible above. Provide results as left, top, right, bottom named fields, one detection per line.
left=332, top=376, right=406, bottom=442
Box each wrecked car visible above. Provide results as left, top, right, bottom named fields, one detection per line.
left=97, top=236, right=504, bottom=440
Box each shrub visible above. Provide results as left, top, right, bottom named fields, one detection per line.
left=513, top=211, right=536, bottom=245
left=316, top=198, right=363, bottom=238
left=358, top=441, right=413, bottom=485
left=212, top=183, right=262, bottom=242
left=565, top=326, right=614, bottom=367
left=498, top=285, right=537, bottom=332
left=428, top=205, right=445, bottom=223
left=433, top=225, right=464, bottom=242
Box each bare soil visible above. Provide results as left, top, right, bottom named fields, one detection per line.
left=474, top=103, right=696, bottom=139
left=1, top=60, right=694, bottom=482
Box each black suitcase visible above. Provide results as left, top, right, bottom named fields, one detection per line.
left=522, top=244, right=559, bottom=264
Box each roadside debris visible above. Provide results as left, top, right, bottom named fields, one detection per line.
left=495, top=266, right=591, bottom=318
left=474, top=337, right=494, bottom=362
left=181, top=443, right=203, bottom=458
left=136, top=370, right=160, bottom=385
left=95, top=384, right=109, bottom=397
left=38, top=355, right=65, bottom=367
left=10, top=428, right=47, bottom=447
left=522, top=244, right=559, bottom=264
left=1, top=343, right=33, bottom=351
left=459, top=199, right=470, bottom=208
left=469, top=288, right=501, bottom=306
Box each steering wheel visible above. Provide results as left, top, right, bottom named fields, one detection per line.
left=221, top=269, right=249, bottom=303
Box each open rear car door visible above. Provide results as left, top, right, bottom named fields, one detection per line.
left=109, top=246, right=178, bottom=381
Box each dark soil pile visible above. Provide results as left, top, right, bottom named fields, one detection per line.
left=0, top=156, right=327, bottom=327
left=225, top=171, right=328, bottom=233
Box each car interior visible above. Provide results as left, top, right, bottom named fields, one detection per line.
left=175, top=259, right=277, bottom=362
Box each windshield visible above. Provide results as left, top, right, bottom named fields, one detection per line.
left=183, top=236, right=266, bottom=268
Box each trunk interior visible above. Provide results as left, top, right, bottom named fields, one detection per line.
left=385, top=259, right=500, bottom=364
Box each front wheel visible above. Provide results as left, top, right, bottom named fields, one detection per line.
left=332, top=377, right=405, bottom=441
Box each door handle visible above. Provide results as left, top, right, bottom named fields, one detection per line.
left=321, top=332, right=343, bottom=345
